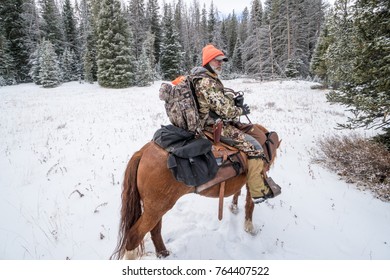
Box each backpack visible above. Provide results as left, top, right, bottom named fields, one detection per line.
left=159, top=75, right=202, bottom=134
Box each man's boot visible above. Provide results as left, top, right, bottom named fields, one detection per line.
left=247, top=158, right=280, bottom=204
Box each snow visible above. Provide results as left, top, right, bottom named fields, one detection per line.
left=1, top=79, right=389, bottom=261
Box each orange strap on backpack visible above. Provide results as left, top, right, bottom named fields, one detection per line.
left=171, top=75, right=185, bottom=85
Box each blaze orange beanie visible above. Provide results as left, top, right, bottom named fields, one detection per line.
left=202, top=44, right=225, bottom=66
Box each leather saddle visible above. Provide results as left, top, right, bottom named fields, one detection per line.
left=194, top=130, right=247, bottom=194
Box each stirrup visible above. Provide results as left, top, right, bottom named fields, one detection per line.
left=265, top=177, right=281, bottom=197
left=252, top=177, right=281, bottom=204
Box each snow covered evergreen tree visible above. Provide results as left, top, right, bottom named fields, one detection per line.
left=0, top=30, right=14, bottom=86
left=62, top=0, right=79, bottom=79
left=146, top=0, right=161, bottom=64
left=0, top=0, right=31, bottom=83
left=231, top=38, right=243, bottom=74
left=84, top=33, right=99, bottom=83
left=285, top=58, right=303, bottom=78
left=226, top=11, right=238, bottom=58
left=22, top=0, right=42, bottom=61
left=40, top=0, right=65, bottom=54
left=207, top=1, right=217, bottom=43
left=62, top=0, right=78, bottom=53
left=325, top=0, right=355, bottom=88
left=310, top=12, right=333, bottom=85
left=143, top=30, right=157, bottom=75
left=96, top=0, right=135, bottom=88
left=78, top=0, right=97, bottom=83
left=160, top=3, right=182, bottom=80
left=136, top=44, right=154, bottom=87
left=127, top=0, right=147, bottom=60
left=61, top=47, right=78, bottom=82
left=39, top=39, right=62, bottom=88
left=238, top=7, right=249, bottom=45
left=327, top=0, right=390, bottom=147
left=28, top=45, right=42, bottom=85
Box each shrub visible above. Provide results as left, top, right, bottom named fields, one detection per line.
left=313, top=134, right=390, bottom=202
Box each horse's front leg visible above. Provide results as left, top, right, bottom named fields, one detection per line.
left=150, top=219, right=170, bottom=258
left=244, top=188, right=257, bottom=235
left=229, top=190, right=241, bottom=214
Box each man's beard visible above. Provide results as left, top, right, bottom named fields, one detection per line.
left=211, top=65, right=222, bottom=76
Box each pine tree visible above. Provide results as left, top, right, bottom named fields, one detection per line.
left=160, top=3, right=182, bottom=80
left=310, top=12, right=333, bottom=85
left=96, top=0, right=135, bottom=88
left=127, top=0, right=147, bottom=60
left=226, top=12, right=238, bottom=57
left=143, top=30, right=156, bottom=75
left=285, top=58, right=303, bottom=78
left=62, top=0, right=80, bottom=81
left=28, top=45, right=41, bottom=85
left=207, top=1, right=216, bottom=43
left=146, top=0, right=161, bottom=64
left=0, top=0, right=31, bottom=83
left=78, top=0, right=97, bottom=83
left=238, top=7, right=249, bottom=44
left=62, top=0, right=78, bottom=52
left=326, top=0, right=355, bottom=88
left=40, top=0, right=65, bottom=54
left=231, top=38, right=243, bottom=74
left=83, top=43, right=96, bottom=83
left=61, top=47, right=78, bottom=82
left=136, top=45, right=153, bottom=87
left=327, top=0, right=390, bottom=146
left=200, top=4, right=208, bottom=45
left=39, top=39, right=62, bottom=88
left=0, top=30, right=14, bottom=86
left=21, top=0, right=41, bottom=52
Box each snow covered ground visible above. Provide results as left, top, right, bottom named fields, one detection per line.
left=1, top=79, right=389, bottom=260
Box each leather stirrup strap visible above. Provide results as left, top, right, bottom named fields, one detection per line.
left=218, top=152, right=228, bottom=220
left=218, top=181, right=225, bottom=220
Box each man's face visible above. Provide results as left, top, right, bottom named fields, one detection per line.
left=209, top=58, right=223, bottom=73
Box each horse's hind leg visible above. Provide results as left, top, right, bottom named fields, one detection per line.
left=124, top=213, right=163, bottom=258
left=150, top=219, right=169, bottom=258
left=244, top=189, right=257, bottom=235
left=230, top=190, right=241, bottom=214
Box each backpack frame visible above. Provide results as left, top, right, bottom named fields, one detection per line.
left=159, top=75, right=203, bottom=134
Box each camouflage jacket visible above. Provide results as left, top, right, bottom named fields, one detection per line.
left=191, top=67, right=242, bottom=128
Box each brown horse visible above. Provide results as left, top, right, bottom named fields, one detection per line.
left=111, top=124, right=279, bottom=260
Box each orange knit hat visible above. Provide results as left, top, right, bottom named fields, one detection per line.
left=202, top=44, right=228, bottom=66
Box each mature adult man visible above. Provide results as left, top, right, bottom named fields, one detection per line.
left=191, top=44, right=277, bottom=203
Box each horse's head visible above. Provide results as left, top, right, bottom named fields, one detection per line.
left=264, top=132, right=281, bottom=172
left=252, top=124, right=281, bottom=172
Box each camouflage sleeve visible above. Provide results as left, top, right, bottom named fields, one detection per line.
left=196, top=78, right=242, bottom=120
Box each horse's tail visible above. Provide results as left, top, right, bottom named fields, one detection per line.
left=110, top=148, right=145, bottom=260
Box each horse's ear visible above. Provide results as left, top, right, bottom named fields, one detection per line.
left=277, top=139, right=282, bottom=149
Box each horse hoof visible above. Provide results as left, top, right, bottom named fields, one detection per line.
left=229, top=204, right=239, bottom=215
left=244, top=220, right=258, bottom=236
left=123, top=249, right=138, bottom=260
left=157, top=250, right=170, bottom=258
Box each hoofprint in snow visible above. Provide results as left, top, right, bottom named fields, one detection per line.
left=0, top=79, right=389, bottom=260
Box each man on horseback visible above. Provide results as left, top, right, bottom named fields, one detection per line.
left=191, top=44, right=279, bottom=204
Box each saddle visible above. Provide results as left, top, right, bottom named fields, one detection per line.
left=195, top=130, right=247, bottom=193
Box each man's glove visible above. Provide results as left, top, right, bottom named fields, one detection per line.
left=240, top=104, right=250, bottom=115
left=234, top=95, right=244, bottom=107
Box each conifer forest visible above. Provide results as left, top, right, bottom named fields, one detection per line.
left=0, top=0, right=389, bottom=142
